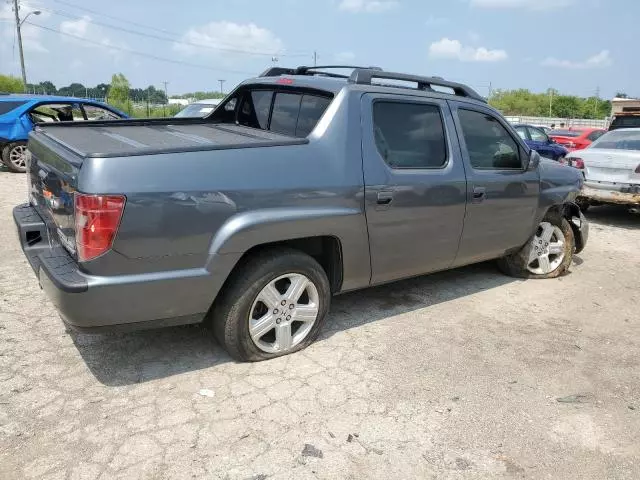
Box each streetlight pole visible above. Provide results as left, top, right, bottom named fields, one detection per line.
left=218, top=79, right=225, bottom=94
left=12, top=0, right=41, bottom=90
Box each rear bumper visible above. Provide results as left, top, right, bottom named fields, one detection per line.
left=580, top=183, right=640, bottom=206
left=13, top=203, right=234, bottom=333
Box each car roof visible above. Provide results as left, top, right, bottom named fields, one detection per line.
left=240, top=74, right=490, bottom=110
left=0, top=94, right=105, bottom=104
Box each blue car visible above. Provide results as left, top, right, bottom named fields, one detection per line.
left=513, top=124, right=568, bottom=161
left=0, top=94, right=127, bottom=172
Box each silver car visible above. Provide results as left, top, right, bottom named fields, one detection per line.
left=567, top=128, right=640, bottom=210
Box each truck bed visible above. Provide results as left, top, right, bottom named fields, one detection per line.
left=34, top=119, right=307, bottom=158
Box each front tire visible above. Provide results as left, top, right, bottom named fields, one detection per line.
left=498, top=211, right=574, bottom=279
left=2, top=141, right=28, bottom=173
left=211, top=248, right=331, bottom=362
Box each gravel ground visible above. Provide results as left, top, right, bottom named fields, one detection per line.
left=0, top=168, right=639, bottom=480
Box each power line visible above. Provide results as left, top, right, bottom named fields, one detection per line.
left=26, top=22, right=259, bottom=75
left=35, top=0, right=311, bottom=58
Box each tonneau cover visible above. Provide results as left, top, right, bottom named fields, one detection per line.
left=35, top=122, right=305, bottom=158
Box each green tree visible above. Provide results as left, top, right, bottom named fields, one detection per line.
left=106, top=73, right=131, bottom=113
left=0, top=74, right=25, bottom=93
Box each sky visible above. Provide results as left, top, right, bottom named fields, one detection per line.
left=0, top=0, right=636, bottom=99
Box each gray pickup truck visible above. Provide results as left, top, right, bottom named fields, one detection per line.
left=14, top=66, right=588, bottom=361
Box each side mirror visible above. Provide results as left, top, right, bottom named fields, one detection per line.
left=548, top=137, right=556, bottom=144
left=525, top=150, right=541, bottom=171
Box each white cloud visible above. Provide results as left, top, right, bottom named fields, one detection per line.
left=428, top=37, right=507, bottom=62
left=58, top=15, right=127, bottom=60
left=60, top=15, right=91, bottom=38
left=335, top=51, right=356, bottom=62
left=541, top=50, right=612, bottom=69
left=339, top=0, right=399, bottom=13
left=174, top=21, right=284, bottom=57
left=470, top=0, right=575, bottom=10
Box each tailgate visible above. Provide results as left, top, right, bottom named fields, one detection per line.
left=27, top=131, right=82, bottom=258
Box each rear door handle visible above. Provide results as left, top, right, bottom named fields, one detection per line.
left=472, top=186, right=486, bottom=204
left=377, top=191, right=394, bottom=205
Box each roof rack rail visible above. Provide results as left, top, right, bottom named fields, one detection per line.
left=349, top=69, right=486, bottom=103
left=260, top=65, right=383, bottom=79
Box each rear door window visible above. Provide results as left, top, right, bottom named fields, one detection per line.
left=587, top=130, right=605, bottom=142
left=528, top=127, right=548, bottom=142
left=83, top=105, right=121, bottom=120
left=372, top=101, right=447, bottom=169
left=0, top=101, right=27, bottom=116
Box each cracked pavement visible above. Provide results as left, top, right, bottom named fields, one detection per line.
left=0, top=169, right=639, bottom=479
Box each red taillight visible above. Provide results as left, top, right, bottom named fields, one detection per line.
left=74, top=194, right=125, bottom=262
left=571, top=158, right=585, bottom=169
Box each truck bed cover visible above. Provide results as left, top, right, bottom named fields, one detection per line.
left=34, top=120, right=306, bottom=158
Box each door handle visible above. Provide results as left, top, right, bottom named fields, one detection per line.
left=377, top=191, right=394, bottom=205
left=472, top=186, right=486, bottom=204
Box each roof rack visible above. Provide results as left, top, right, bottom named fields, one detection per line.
left=349, top=69, right=486, bottom=103
left=260, top=65, right=383, bottom=79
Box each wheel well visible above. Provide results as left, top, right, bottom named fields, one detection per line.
left=234, top=236, right=343, bottom=293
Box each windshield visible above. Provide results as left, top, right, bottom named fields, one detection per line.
left=549, top=130, right=582, bottom=137
left=175, top=103, right=217, bottom=118
left=591, top=130, right=640, bottom=150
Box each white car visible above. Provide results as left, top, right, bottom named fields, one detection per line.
left=566, top=128, right=640, bottom=210
left=174, top=98, right=222, bottom=118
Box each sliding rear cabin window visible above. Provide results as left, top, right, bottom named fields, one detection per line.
left=235, top=89, right=332, bottom=138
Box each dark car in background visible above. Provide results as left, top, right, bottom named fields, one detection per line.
left=514, top=124, right=569, bottom=161
left=0, top=94, right=127, bottom=173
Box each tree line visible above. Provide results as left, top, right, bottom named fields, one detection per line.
left=488, top=88, right=618, bottom=119
left=0, top=73, right=168, bottom=104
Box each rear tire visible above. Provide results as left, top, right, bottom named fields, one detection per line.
left=1, top=141, right=28, bottom=173
left=211, top=248, right=331, bottom=362
left=498, top=211, right=574, bottom=279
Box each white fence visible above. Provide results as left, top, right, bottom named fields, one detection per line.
left=504, top=116, right=609, bottom=129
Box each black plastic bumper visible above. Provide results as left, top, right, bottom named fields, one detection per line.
left=13, top=203, right=216, bottom=332
left=13, top=203, right=88, bottom=293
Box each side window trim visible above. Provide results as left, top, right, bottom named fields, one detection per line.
left=456, top=106, right=525, bottom=171
left=371, top=98, right=450, bottom=170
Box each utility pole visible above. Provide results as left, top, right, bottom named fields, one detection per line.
left=313, top=51, right=318, bottom=67
left=12, top=0, right=41, bottom=90
left=487, top=81, right=493, bottom=101
left=218, top=79, right=225, bottom=95
left=162, top=81, right=169, bottom=117
left=594, top=86, right=600, bottom=117
left=548, top=88, right=553, bottom=117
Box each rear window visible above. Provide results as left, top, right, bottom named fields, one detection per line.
left=227, top=88, right=332, bottom=138
left=592, top=130, right=640, bottom=150
left=549, top=130, right=581, bottom=137
left=0, top=100, right=27, bottom=116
